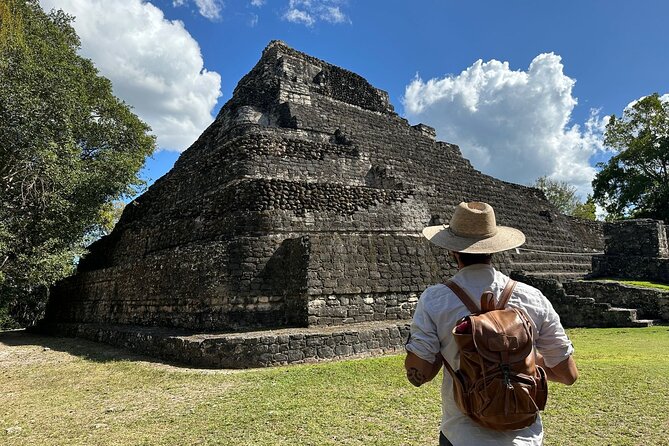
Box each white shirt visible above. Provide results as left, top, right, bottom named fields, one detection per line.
left=405, top=264, right=574, bottom=446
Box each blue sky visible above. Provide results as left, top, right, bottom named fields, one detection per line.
left=40, top=0, right=669, bottom=198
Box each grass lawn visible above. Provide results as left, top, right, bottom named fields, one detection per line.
left=1, top=327, right=668, bottom=446
left=589, top=278, right=669, bottom=292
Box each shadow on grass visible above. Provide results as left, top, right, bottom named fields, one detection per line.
left=0, top=329, right=202, bottom=370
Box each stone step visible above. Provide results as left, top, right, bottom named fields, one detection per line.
left=522, top=271, right=587, bottom=283
left=563, top=281, right=668, bottom=322
left=510, top=262, right=592, bottom=273
left=632, top=319, right=662, bottom=327
left=508, top=252, right=593, bottom=263
left=596, top=307, right=662, bottom=328
left=35, top=320, right=411, bottom=369
left=609, top=306, right=634, bottom=314
left=522, top=236, right=581, bottom=245
left=575, top=296, right=596, bottom=304
left=518, top=244, right=599, bottom=254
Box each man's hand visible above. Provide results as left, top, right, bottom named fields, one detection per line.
left=536, top=352, right=578, bottom=385
left=404, top=351, right=443, bottom=387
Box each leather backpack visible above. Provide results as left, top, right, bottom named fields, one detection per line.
left=442, top=279, right=548, bottom=431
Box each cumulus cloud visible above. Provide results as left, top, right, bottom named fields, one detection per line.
left=250, top=0, right=265, bottom=6
left=404, top=53, right=608, bottom=197
left=283, top=0, right=350, bottom=26
left=40, top=0, right=222, bottom=152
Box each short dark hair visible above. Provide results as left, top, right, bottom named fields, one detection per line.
left=456, top=252, right=493, bottom=266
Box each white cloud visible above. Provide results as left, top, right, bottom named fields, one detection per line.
left=283, top=0, right=350, bottom=26
left=40, top=0, right=222, bottom=152
left=321, top=6, right=347, bottom=23
left=249, top=13, right=259, bottom=27
left=250, top=0, right=265, bottom=6
left=193, top=0, right=222, bottom=20
left=172, top=0, right=223, bottom=20
left=283, top=8, right=315, bottom=26
left=403, top=53, right=608, bottom=198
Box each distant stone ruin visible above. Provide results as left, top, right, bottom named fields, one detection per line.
left=40, top=41, right=611, bottom=367
left=592, top=219, right=669, bottom=283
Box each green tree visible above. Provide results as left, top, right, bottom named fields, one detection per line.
left=571, top=195, right=597, bottom=221
left=83, top=200, right=126, bottom=247
left=0, top=0, right=155, bottom=327
left=531, top=176, right=580, bottom=214
left=593, top=93, right=669, bottom=222
left=531, top=177, right=596, bottom=220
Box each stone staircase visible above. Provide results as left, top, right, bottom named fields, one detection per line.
left=564, top=280, right=667, bottom=326
left=564, top=294, right=658, bottom=327
left=508, top=244, right=595, bottom=283
left=510, top=272, right=657, bottom=328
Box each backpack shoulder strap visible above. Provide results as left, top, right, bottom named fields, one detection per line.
left=498, top=279, right=518, bottom=309
left=445, top=280, right=479, bottom=313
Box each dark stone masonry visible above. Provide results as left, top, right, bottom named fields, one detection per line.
left=564, top=281, right=669, bottom=322
left=591, top=219, right=669, bottom=283
left=40, top=41, right=638, bottom=368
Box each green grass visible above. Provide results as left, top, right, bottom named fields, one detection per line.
left=1, top=327, right=668, bottom=445
left=589, top=278, right=669, bottom=291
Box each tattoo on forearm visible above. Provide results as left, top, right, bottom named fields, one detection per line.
left=407, top=367, right=426, bottom=387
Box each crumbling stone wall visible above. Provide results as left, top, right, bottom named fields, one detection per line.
left=591, top=219, right=669, bottom=283
left=565, top=281, right=669, bottom=321
left=49, top=236, right=311, bottom=331
left=511, top=272, right=645, bottom=328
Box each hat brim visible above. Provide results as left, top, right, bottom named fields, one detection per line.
left=422, top=224, right=526, bottom=254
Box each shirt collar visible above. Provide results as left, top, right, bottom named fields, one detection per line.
left=456, top=263, right=494, bottom=274
left=453, top=263, right=497, bottom=286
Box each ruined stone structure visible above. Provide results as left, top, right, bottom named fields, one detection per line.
left=565, top=280, right=669, bottom=322
left=591, top=219, right=669, bottom=283
left=41, top=41, right=612, bottom=367
left=512, top=272, right=662, bottom=328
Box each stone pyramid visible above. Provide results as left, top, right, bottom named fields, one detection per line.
left=42, top=41, right=603, bottom=367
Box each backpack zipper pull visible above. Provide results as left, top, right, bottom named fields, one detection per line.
left=501, top=364, right=513, bottom=389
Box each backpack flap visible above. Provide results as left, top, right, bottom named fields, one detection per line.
left=470, top=308, right=533, bottom=364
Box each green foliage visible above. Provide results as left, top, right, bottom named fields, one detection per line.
left=99, top=201, right=126, bottom=235
left=83, top=201, right=126, bottom=247
left=571, top=195, right=597, bottom=221
left=531, top=176, right=595, bottom=220
left=532, top=176, right=580, bottom=214
left=593, top=93, right=669, bottom=222
left=0, top=0, right=26, bottom=52
left=0, top=1, right=155, bottom=327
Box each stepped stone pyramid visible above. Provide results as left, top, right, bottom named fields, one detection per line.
left=42, top=41, right=604, bottom=367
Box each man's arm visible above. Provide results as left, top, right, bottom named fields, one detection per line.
left=536, top=352, right=578, bottom=385
left=404, top=351, right=443, bottom=387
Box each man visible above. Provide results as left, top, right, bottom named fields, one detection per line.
left=405, top=201, right=578, bottom=446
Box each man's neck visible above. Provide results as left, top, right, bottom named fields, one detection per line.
left=457, top=262, right=492, bottom=271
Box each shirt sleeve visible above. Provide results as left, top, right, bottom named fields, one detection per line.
left=535, top=296, right=575, bottom=368
left=405, top=290, right=441, bottom=363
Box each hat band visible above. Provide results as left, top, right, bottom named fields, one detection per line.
left=449, top=227, right=499, bottom=240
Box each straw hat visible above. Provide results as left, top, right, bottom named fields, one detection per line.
left=422, top=202, right=525, bottom=254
